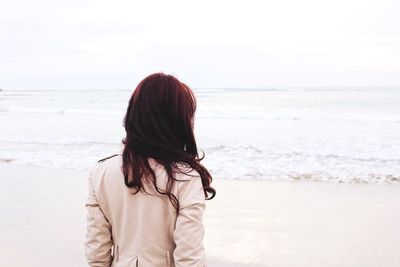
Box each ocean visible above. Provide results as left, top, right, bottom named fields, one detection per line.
left=1, top=87, right=399, bottom=183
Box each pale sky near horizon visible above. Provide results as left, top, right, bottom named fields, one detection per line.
left=1, top=0, right=399, bottom=89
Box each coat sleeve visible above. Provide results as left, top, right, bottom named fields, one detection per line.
left=84, top=168, right=113, bottom=267
left=173, top=173, right=207, bottom=267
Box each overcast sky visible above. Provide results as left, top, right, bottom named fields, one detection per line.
left=1, top=0, right=399, bottom=89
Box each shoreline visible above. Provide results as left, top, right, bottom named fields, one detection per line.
left=1, top=162, right=400, bottom=267
left=1, top=160, right=400, bottom=185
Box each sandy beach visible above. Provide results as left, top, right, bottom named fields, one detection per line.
left=1, top=163, right=400, bottom=267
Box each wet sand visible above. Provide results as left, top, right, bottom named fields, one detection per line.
left=1, top=163, right=400, bottom=267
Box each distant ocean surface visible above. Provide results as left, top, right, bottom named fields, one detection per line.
left=1, top=87, right=399, bottom=184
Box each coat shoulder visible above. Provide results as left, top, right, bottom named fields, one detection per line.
left=175, top=162, right=200, bottom=176
left=90, top=154, right=122, bottom=178
left=89, top=154, right=123, bottom=185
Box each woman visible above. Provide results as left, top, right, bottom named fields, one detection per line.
left=84, top=73, right=216, bottom=267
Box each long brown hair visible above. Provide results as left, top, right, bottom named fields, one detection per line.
left=122, top=73, right=215, bottom=213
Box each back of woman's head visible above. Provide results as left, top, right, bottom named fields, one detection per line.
left=122, top=73, right=215, bottom=212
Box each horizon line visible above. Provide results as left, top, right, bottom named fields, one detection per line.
left=1, top=85, right=400, bottom=91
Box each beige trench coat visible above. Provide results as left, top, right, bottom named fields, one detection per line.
left=84, top=154, right=207, bottom=267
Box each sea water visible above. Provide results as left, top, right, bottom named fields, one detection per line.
left=1, top=87, right=399, bottom=183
